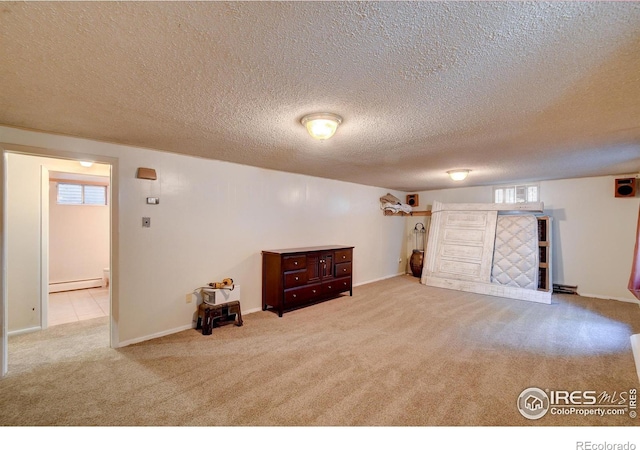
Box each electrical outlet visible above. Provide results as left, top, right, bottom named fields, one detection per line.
left=186, top=293, right=192, bottom=304
left=142, top=217, right=151, bottom=228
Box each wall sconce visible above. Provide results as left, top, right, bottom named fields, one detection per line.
left=301, top=113, right=342, bottom=140
left=136, top=167, right=157, bottom=180
left=447, top=169, right=470, bottom=181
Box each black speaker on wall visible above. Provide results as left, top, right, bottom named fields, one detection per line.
left=406, top=194, right=419, bottom=207
left=615, top=178, right=637, bottom=198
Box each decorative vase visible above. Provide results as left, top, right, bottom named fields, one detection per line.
left=410, top=250, right=424, bottom=278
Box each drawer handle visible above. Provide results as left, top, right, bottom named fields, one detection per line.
left=343, top=268, right=347, bottom=272
left=295, top=277, right=299, bottom=281
left=312, top=290, right=317, bottom=294
left=292, top=294, right=297, bottom=298
left=328, top=285, right=332, bottom=289
left=342, top=255, right=346, bottom=259
left=294, top=261, right=298, bottom=265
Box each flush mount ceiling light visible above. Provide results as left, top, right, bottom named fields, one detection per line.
left=301, top=113, right=342, bottom=140
left=79, top=161, right=93, bottom=168
left=447, top=169, right=470, bottom=181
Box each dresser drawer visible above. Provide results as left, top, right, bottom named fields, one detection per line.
left=335, top=249, right=352, bottom=263
left=284, top=269, right=307, bottom=288
left=283, top=255, right=306, bottom=271
left=284, top=284, right=321, bottom=308
left=322, top=277, right=351, bottom=295
left=335, top=262, right=352, bottom=277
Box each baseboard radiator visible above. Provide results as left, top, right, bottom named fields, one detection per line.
left=49, top=278, right=103, bottom=293
left=553, top=283, right=578, bottom=295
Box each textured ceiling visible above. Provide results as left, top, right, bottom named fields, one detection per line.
left=1, top=1, right=640, bottom=192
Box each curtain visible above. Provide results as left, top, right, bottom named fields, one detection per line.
left=628, top=205, right=640, bottom=300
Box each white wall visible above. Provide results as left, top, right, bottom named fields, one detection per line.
left=416, top=178, right=640, bottom=302
left=5, top=153, right=42, bottom=331
left=542, top=177, right=639, bottom=302
left=1, top=126, right=407, bottom=344
left=49, top=179, right=109, bottom=286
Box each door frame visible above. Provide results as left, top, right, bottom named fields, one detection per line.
left=40, top=165, right=49, bottom=330
left=0, top=143, right=119, bottom=377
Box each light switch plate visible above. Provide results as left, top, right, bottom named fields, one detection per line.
left=146, top=197, right=159, bottom=205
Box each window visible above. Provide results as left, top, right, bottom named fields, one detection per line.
left=57, top=183, right=107, bottom=205
left=493, top=184, right=539, bottom=204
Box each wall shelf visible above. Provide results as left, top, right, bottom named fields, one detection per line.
left=383, top=210, right=432, bottom=217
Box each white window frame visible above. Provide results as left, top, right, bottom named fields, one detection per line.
left=493, top=183, right=539, bottom=204
left=57, top=182, right=108, bottom=206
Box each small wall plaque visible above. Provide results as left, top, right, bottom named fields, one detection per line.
left=136, top=167, right=157, bottom=180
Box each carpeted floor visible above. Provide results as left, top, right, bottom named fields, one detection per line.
left=2, top=275, right=639, bottom=426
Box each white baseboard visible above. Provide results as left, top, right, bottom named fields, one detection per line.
left=353, top=272, right=405, bottom=287
left=631, top=334, right=640, bottom=384
left=116, top=323, right=194, bottom=348
left=49, top=278, right=103, bottom=293
left=8, top=326, right=42, bottom=337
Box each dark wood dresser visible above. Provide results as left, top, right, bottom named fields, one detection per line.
left=262, top=245, right=354, bottom=316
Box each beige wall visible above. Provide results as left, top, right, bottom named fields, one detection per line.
left=1, top=126, right=407, bottom=344
left=49, top=179, right=109, bottom=286
left=416, top=178, right=640, bottom=302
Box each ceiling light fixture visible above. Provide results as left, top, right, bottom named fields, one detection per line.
left=79, top=161, right=93, bottom=168
left=447, top=169, right=470, bottom=181
left=301, top=113, right=342, bottom=140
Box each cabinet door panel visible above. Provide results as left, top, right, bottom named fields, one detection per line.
left=321, top=252, right=335, bottom=280
left=306, top=252, right=321, bottom=283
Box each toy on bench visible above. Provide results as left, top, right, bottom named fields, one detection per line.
left=208, top=277, right=234, bottom=291
left=195, top=278, right=242, bottom=335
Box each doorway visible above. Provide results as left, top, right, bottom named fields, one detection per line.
left=47, top=168, right=110, bottom=327
left=1, top=143, right=119, bottom=377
